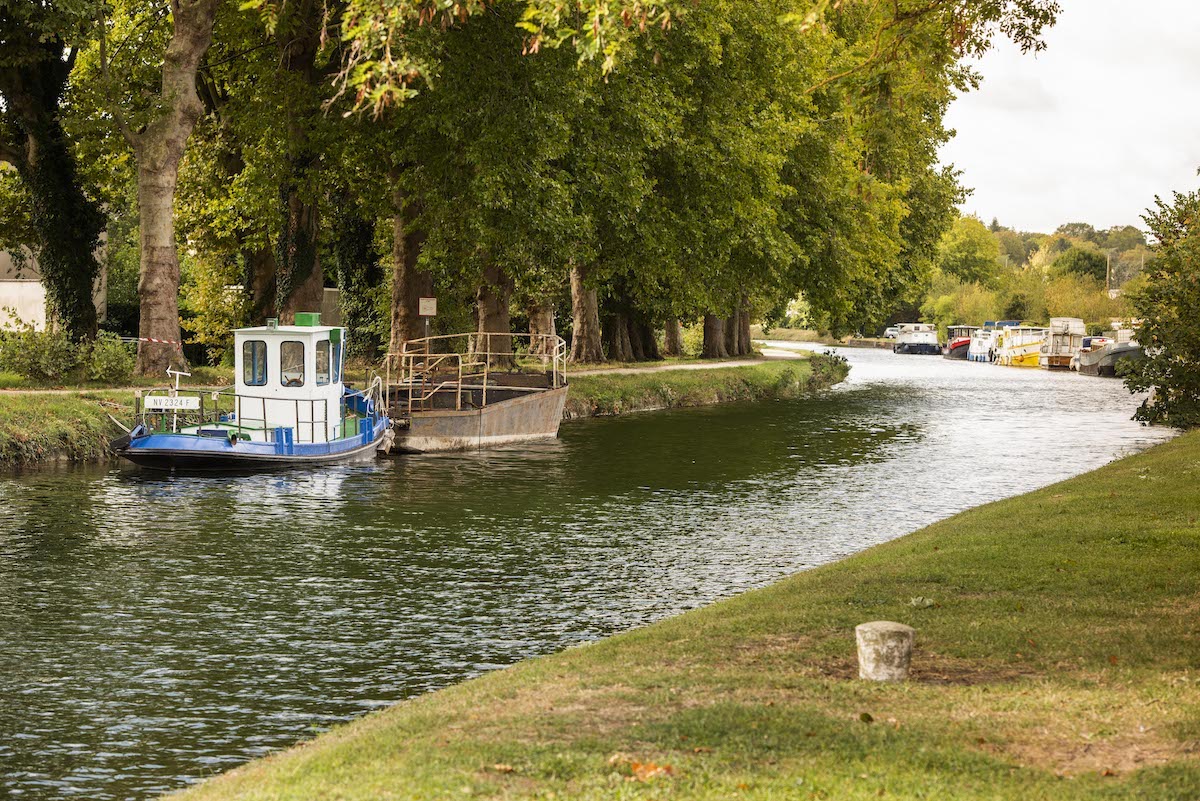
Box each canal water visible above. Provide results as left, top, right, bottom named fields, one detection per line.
left=0, top=345, right=1173, bottom=800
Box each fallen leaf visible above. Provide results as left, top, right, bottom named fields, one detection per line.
left=860, top=712, right=874, bottom=723
left=490, top=764, right=515, bottom=774
left=630, top=761, right=674, bottom=781
left=1101, top=768, right=1117, bottom=777
left=692, top=746, right=712, bottom=754
left=1109, top=655, right=1119, bottom=665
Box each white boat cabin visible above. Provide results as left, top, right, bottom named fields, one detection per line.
left=895, top=323, right=938, bottom=345
left=232, top=317, right=348, bottom=443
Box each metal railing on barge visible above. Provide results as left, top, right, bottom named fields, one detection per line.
left=383, top=332, right=567, bottom=417
left=132, top=379, right=385, bottom=445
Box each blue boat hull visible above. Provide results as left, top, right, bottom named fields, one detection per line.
left=116, top=418, right=391, bottom=471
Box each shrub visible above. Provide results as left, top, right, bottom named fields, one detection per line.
left=87, top=332, right=135, bottom=384
left=0, top=325, right=80, bottom=382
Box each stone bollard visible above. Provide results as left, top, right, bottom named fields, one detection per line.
left=855, top=621, right=915, bottom=682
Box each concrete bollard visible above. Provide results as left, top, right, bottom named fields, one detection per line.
left=855, top=621, right=915, bottom=682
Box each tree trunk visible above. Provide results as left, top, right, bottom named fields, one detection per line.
left=528, top=300, right=556, bottom=357
left=387, top=185, right=430, bottom=356
left=134, top=165, right=188, bottom=373
left=569, top=263, right=603, bottom=363
left=245, top=246, right=277, bottom=324
left=633, top=318, right=660, bottom=361
left=737, top=302, right=752, bottom=356
left=476, top=263, right=514, bottom=367
left=702, top=314, right=729, bottom=359
left=604, top=312, right=634, bottom=362
left=724, top=312, right=738, bottom=355
left=273, top=0, right=324, bottom=322
left=663, top=318, right=684, bottom=357
left=276, top=185, right=323, bottom=321
left=0, top=39, right=104, bottom=340
left=123, top=0, right=221, bottom=375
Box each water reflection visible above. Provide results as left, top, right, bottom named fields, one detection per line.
left=0, top=345, right=1173, bottom=799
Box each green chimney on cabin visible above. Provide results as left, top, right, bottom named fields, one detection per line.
left=294, top=312, right=321, bottom=327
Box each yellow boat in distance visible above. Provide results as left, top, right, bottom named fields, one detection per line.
left=994, top=326, right=1049, bottom=367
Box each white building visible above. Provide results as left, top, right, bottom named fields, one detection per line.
left=0, top=247, right=106, bottom=330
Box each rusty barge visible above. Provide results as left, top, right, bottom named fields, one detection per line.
left=383, top=332, right=568, bottom=453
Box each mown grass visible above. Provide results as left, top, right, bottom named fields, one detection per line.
left=171, top=428, right=1200, bottom=801
left=0, top=390, right=136, bottom=465
left=749, top=325, right=841, bottom=343
left=564, top=355, right=847, bottom=418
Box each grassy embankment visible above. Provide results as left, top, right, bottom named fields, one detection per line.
left=564, top=354, right=847, bottom=418
left=175, top=430, right=1200, bottom=801
left=0, top=355, right=847, bottom=466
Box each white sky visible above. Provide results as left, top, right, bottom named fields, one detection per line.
left=939, top=0, right=1200, bottom=234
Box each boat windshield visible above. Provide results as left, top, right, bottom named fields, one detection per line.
left=281, top=341, right=305, bottom=387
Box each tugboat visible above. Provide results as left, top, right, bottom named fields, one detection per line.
left=944, top=325, right=978, bottom=360
left=111, top=314, right=392, bottom=469
left=892, top=323, right=941, bottom=355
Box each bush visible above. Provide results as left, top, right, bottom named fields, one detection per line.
left=87, top=332, right=135, bottom=383
left=0, top=325, right=80, bottom=381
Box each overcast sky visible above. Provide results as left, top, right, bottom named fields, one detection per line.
left=939, top=0, right=1200, bottom=234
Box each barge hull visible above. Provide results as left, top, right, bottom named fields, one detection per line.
left=393, top=385, right=568, bottom=453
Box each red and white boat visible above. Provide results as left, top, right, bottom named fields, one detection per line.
left=943, top=325, right=977, bottom=360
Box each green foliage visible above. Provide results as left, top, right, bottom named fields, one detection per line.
left=180, top=254, right=249, bottom=365
left=86, top=331, right=135, bottom=383
left=1052, top=244, right=1107, bottom=281
left=919, top=271, right=1002, bottom=335
left=1126, top=190, right=1200, bottom=427
left=0, top=325, right=79, bottom=381
left=1043, top=272, right=1125, bottom=322
left=936, top=216, right=1002, bottom=285
left=1054, top=221, right=1098, bottom=243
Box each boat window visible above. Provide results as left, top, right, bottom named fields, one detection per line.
left=280, top=341, right=305, bottom=387
left=332, top=340, right=342, bottom=383
left=242, top=340, right=267, bottom=387
left=316, top=340, right=331, bottom=385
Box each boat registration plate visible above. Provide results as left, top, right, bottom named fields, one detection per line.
left=144, top=396, right=201, bottom=411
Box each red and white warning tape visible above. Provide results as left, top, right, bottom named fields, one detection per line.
left=120, top=336, right=184, bottom=346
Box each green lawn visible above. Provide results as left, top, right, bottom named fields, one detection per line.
left=171, top=429, right=1200, bottom=800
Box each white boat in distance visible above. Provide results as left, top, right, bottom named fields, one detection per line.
left=892, top=323, right=940, bottom=355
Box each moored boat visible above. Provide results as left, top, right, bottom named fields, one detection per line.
left=995, top=326, right=1049, bottom=367
left=384, top=332, right=568, bottom=452
left=1040, top=317, right=1085, bottom=370
left=111, top=316, right=392, bottom=469
left=944, top=325, right=978, bottom=360
left=892, top=323, right=940, bottom=355
left=1077, top=330, right=1145, bottom=377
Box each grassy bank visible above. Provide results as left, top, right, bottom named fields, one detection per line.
left=174, top=430, right=1200, bottom=801
left=0, top=390, right=135, bottom=465
left=564, top=353, right=848, bottom=418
